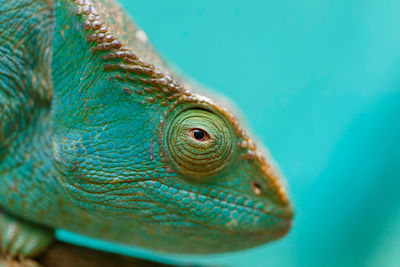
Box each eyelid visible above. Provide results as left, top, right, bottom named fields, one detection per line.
left=189, top=128, right=211, bottom=141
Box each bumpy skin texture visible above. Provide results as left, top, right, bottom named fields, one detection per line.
left=0, top=0, right=294, bottom=257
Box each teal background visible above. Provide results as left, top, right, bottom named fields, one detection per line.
left=57, top=0, right=400, bottom=266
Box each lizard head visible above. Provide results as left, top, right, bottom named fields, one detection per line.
left=157, top=92, right=294, bottom=252
left=51, top=0, right=293, bottom=254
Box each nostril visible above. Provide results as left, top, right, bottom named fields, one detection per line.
left=251, top=181, right=262, bottom=195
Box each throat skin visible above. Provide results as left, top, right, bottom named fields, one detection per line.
left=0, top=0, right=294, bottom=255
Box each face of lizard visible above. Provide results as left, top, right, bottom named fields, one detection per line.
left=159, top=99, right=294, bottom=252
left=51, top=0, right=293, bottom=253
left=54, top=85, right=293, bottom=253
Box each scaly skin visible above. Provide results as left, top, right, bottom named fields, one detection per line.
left=0, top=0, right=294, bottom=259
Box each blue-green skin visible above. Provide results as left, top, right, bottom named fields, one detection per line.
left=0, top=0, right=293, bottom=257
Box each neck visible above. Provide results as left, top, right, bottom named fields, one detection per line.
left=0, top=107, right=65, bottom=222
left=0, top=0, right=60, bottom=223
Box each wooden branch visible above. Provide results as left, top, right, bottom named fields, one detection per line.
left=0, top=241, right=175, bottom=267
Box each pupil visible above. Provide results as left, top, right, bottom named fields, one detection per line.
left=193, top=129, right=205, bottom=140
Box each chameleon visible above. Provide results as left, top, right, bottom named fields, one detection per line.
left=0, top=0, right=294, bottom=261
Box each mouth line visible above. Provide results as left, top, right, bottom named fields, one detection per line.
left=61, top=177, right=293, bottom=220
left=154, top=180, right=292, bottom=217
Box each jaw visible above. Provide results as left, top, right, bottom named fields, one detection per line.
left=167, top=207, right=294, bottom=254
left=199, top=204, right=293, bottom=253
left=167, top=217, right=293, bottom=254
left=222, top=216, right=292, bottom=252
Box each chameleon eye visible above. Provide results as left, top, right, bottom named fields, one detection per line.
left=164, top=109, right=233, bottom=177
left=190, top=128, right=210, bottom=141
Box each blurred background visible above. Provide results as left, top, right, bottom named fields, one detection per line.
left=58, top=0, right=400, bottom=266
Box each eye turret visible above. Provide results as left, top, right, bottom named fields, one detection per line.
left=164, top=109, right=234, bottom=178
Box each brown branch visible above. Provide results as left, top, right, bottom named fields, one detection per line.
left=0, top=241, right=176, bottom=267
